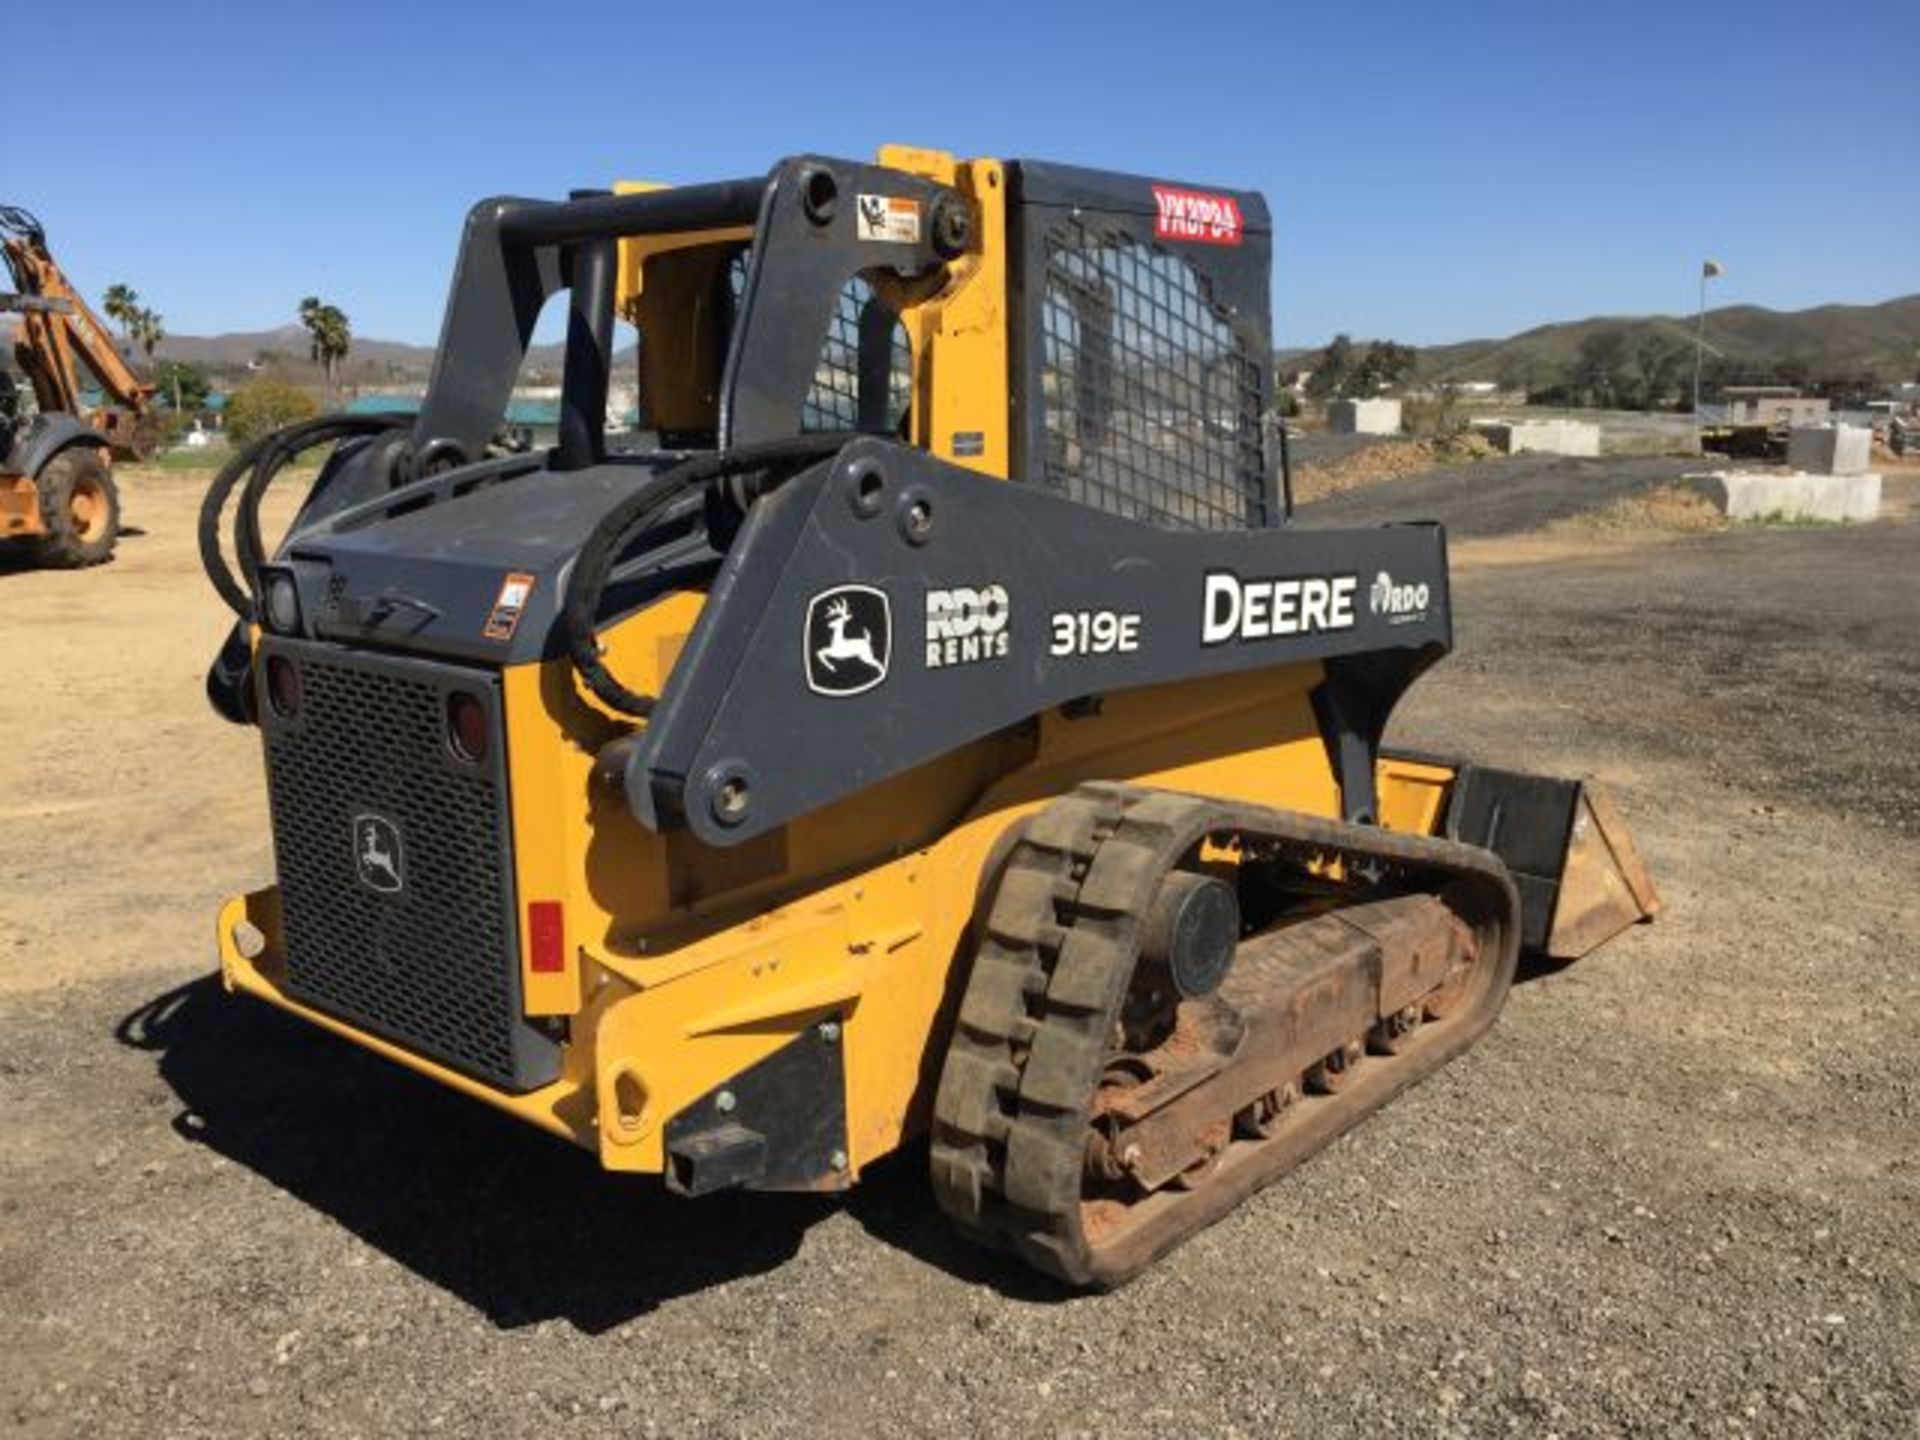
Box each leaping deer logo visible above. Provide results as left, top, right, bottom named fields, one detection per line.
left=354, top=815, right=404, bottom=893
left=805, top=586, right=891, bottom=696
left=816, top=598, right=881, bottom=675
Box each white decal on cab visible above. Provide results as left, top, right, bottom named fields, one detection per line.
left=1050, top=609, right=1141, bottom=658
left=926, top=584, right=1010, bottom=668
left=1201, top=572, right=1357, bottom=646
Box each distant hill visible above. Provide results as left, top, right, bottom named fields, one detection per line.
left=152, top=324, right=573, bottom=386
left=1412, top=295, right=1920, bottom=389
left=148, top=294, right=1920, bottom=397
left=1275, top=295, right=1920, bottom=395
left=154, top=323, right=431, bottom=373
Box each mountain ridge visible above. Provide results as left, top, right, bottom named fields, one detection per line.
left=1286, top=294, right=1920, bottom=389
left=149, top=294, right=1920, bottom=391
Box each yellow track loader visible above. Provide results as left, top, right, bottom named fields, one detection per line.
left=199, top=146, right=1658, bottom=1286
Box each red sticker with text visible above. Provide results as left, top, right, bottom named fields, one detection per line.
left=1152, top=185, right=1244, bottom=246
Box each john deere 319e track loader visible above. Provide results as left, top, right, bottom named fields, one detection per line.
left=200, top=146, right=1658, bottom=1286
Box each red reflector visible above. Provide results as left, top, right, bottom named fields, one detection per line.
left=528, top=901, right=565, bottom=974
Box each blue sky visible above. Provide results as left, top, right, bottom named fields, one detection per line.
left=17, top=0, right=1915, bottom=348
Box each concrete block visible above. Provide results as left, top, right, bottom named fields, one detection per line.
left=1786, top=424, right=1872, bottom=476
left=1327, top=398, right=1403, bottom=436
left=1475, top=419, right=1602, bottom=458
left=1685, top=470, right=1881, bottom=523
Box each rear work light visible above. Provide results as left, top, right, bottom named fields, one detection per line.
left=261, top=569, right=301, bottom=635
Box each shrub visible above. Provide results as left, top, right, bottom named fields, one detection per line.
left=1403, top=392, right=1466, bottom=438
left=225, top=380, right=320, bottom=446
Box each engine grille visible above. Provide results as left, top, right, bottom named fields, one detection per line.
left=258, top=640, right=557, bottom=1092
left=1038, top=218, right=1269, bottom=530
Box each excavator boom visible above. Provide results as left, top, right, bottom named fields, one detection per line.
left=1, top=204, right=150, bottom=565
left=1, top=203, right=155, bottom=457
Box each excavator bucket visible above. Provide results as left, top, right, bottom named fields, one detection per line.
left=1381, top=755, right=1661, bottom=961
left=1541, top=783, right=1662, bottom=958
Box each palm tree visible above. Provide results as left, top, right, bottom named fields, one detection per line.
left=132, top=307, right=165, bottom=362
left=298, top=295, right=351, bottom=409
left=102, top=284, right=139, bottom=348
left=129, top=308, right=169, bottom=406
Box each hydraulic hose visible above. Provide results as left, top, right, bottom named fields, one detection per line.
left=198, top=414, right=410, bottom=619
left=564, top=433, right=855, bottom=718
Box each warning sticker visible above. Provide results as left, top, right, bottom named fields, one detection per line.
left=484, top=571, right=536, bottom=641
left=856, top=194, right=922, bottom=244
left=1151, top=185, right=1244, bottom=246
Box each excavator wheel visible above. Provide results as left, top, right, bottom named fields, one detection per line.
left=931, top=782, right=1521, bottom=1288
left=33, top=447, right=120, bottom=568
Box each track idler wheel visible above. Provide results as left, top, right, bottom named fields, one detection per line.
left=1139, top=871, right=1239, bottom=999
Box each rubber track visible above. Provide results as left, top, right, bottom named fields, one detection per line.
left=929, top=781, right=1520, bottom=1288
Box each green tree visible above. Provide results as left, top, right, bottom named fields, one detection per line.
left=298, top=295, right=351, bottom=407
left=130, top=307, right=165, bottom=367
left=1349, top=340, right=1418, bottom=395
left=153, top=359, right=210, bottom=414
left=1304, top=334, right=1355, bottom=399
left=1632, top=335, right=1688, bottom=411
left=102, top=283, right=139, bottom=344
left=226, top=378, right=320, bottom=445
left=1572, top=328, right=1632, bottom=407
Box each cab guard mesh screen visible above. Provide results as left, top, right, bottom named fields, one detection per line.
left=1038, top=220, right=1268, bottom=530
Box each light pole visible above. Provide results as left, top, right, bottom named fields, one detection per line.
left=1692, top=258, right=1724, bottom=422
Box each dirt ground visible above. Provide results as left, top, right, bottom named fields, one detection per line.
left=2, top=463, right=1917, bottom=1437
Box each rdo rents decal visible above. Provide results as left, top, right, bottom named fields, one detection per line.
left=1152, top=186, right=1244, bottom=246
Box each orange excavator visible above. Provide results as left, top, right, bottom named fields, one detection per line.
left=1, top=204, right=155, bottom=566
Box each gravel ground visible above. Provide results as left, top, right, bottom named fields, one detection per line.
left=1285, top=433, right=1409, bottom=471
left=1299, top=454, right=1719, bottom=539
left=2, top=467, right=1916, bottom=1437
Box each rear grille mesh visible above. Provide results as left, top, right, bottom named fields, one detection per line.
left=261, top=644, right=543, bottom=1090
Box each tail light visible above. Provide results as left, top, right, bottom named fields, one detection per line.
left=265, top=655, right=301, bottom=718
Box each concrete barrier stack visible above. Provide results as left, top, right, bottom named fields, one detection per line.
left=1327, top=399, right=1403, bottom=436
